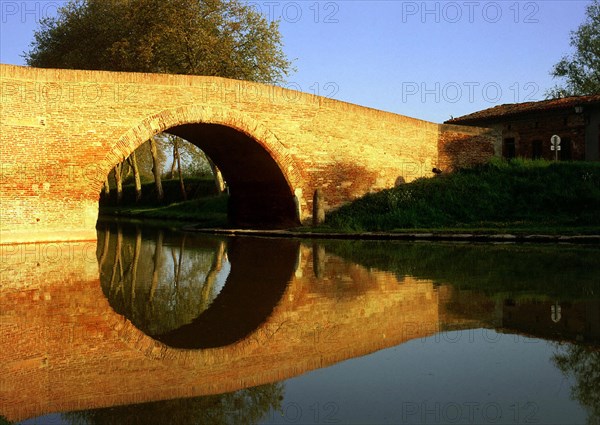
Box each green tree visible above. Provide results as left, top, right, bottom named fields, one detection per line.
left=25, top=0, right=292, bottom=82
left=26, top=0, right=292, bottom=200
left=554, top=344, right=600, bottom=424
left=548, top=0, right=600, bottom=97
left=164, top=134, right=222, bottom=195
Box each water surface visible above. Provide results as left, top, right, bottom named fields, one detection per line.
left=2, top=221, right=600, bottom=424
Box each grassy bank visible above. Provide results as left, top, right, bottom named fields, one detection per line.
left=324, top=159, right=600, bottom=233
left=100, top=177, right=218, bottom=207
left=100, top=160, right=600, bottom=234
left=100, top=195, right=229, bottom=228
left=99, top=177, right=229, bottom=227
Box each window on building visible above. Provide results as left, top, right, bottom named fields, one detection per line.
left=503, top=138, right=516, bottom=159
left=560, top=137, right=572, bottom=160
left=532, top=140, right=543, bottom=159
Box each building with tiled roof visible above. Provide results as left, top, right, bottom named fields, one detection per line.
left=446, top=94, right=600, bottom=161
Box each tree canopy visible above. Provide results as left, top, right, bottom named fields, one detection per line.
left=26, top=0, right=293, bottom=203
left=25, top=0, right=293, bottom=84
left=548, top=0, right=600, bottom=97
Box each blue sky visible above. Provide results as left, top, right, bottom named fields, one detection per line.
left=0, top=1, right=592, bottom=123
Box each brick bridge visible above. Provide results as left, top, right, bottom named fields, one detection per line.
left=0, top=64, right=496, bottom=243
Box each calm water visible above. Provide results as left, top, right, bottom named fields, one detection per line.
left=2, top=220, right=600, bottom=425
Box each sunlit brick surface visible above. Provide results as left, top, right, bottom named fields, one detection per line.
left=1, top=64, right=497, bottom=243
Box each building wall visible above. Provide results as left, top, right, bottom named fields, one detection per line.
left=455, top=109, right=594, bottom=161
left=501, top=110, right=586, bottom=160
left=586, top=106, right=600, bottom=161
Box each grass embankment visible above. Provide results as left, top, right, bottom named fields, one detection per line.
left=100, top=160, right=600, bottom=234
left=99, top=178, right=229, bottom=227
left=324, top=159, right=600, bottom=234
left=101, top=196, right=229, bottom=227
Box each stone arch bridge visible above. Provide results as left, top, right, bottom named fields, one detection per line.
left=0, top=64, right=496, bottom=243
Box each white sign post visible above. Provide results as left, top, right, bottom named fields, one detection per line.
left=550, top=135, right=561, bottom=161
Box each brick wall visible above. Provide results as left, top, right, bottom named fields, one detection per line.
left=1, top=65, right=494, bottom=243
left=453, top=111, right=588, bottom=161
left=438, top=124, right=499, bottom=172
left=500, top=111, right=587, bottom=160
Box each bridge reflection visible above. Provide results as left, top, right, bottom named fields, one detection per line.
left=1, top=228, right=599, bottom=422
left=98, top=224, right=298, bottom=348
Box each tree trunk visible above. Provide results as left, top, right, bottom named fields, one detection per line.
left=207, top=157, right=225, bottom=194
left=98, top=227, right=111, bottom=271
left=103, top=177, right=110, bottom=196
left=149, top=230, right=164, bottom=305
left=199, top=241, right=225, bottom=311
left=110, top=225, right=124, bottom=297
left=122, top=161, right=131, bottom=181
left=171, top=235, right=186, bottom=292
left=149, top=136, right=164, bottom=202
left=174, top=139, right=187, bottom=201
left=113, top=163, right=124, bottom=204
left=171, top=246, right=179, bottom=291
left=130, top=226, right=141, bottom=309
left=127, top=151, right=142, bottom=203
left=170, top=144, right=177, bottom=180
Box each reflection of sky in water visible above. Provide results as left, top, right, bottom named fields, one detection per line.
left=99, top=230, right=232, bottom=336
left=212, top=255, right=230, bottom=299
left=144, top=244, right=231, bottom=334
left=16, top=331, right=585, bottom=425
left=168, top=252, right=231, bottom=307
left=156, top=243, right=230, bottom=310
left=265, top=331, right=584, bottom=425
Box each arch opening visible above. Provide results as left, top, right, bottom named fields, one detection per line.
left=166, top=123, right=299, bottom=227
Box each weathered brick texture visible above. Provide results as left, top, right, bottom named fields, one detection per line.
left=438, top=124, right=499, bottom=171
left=0, top=65, right=496, bottom=243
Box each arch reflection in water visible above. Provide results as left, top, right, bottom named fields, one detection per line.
left=5, top=226, right=600, bottom=423
left=97, top=222, right=299, bottom=348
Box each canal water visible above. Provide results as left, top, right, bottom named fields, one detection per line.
left=2, top=220, right=600, bottom=424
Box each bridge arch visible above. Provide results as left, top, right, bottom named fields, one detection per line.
left=98, top=105, right=305, bottom=226
left=0, top=65, right=497, bottom=244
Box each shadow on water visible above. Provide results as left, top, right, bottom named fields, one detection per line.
left=97, top=222, right=299, bottom=349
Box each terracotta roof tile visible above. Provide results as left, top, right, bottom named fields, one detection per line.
left=446, top=94, right=600, bottom=124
